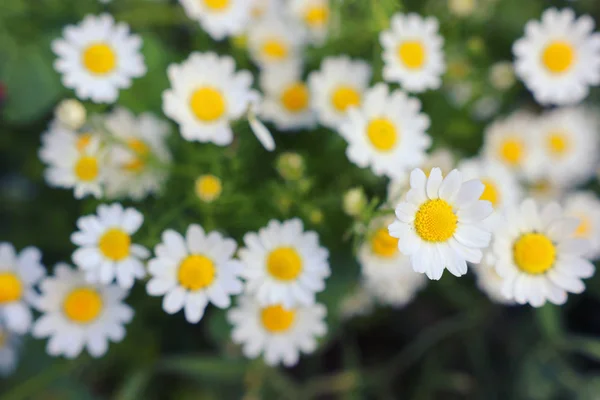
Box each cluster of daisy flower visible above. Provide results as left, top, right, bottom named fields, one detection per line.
left=2, top=0, right=600, bottom=377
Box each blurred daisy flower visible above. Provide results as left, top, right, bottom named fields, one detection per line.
left=288, top=0, right=330, bottom=45
left=0, top=325, right=20, bottom=376
left=71, top=203, right=149, bottom=289
left=32, top=264, right=133, bottom=358
left=227, top=295, right=327, bottom=366
left=247, top=14, right=305, bottom=69
left=492, top=199, right=595, bottom=307
left=103, top=107, right=172, bottom=200
left=513, top=8, right=600, bottom=105
left=380, top=13, right=446, bottom=92
left=238, top=218, right=330, bottom=308
left=146, top=225, right=243, bottom=323
left=0, top=243, right=45, bottom=334
left=389, top=168, right=493, bottom=280
left=39, top=123, right=100, bottom=167
left=162, top=52, right=256, bottom=146
left=179, top=0, right=252, bottom=40
left=52, top=14, right=146, bottom=103
left=472, top=255, right=514, bottom=305
left=338, top=83, right=431, bottom=180
left=308, top=56, right=371, bottom=129
left=195, top=174, right=223, bottom=203
left=563, top=191, right=600, bottom=260
left=258, top=62, right=316, bottom=131
left=359, top=216, right=427, bottom=307
left=339, top=284, right=375, bottom=319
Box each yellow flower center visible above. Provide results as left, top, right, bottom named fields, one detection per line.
left=281, top=82, right=310, bottom=112
left=262, top=39, right=289, bottom=60
left=63, top=288, right=103, bottom=324
left=414, top=199, right=458, bottom=242
left=542, top=41, right=575, bottom=74
left=267, top=247, right=302, bottom=281
left=513, top=233, right=556, bottom=274
left=177, top=255, right=216, bottom=291
left=76, top=133, right=93, bottom=152
left=397, top=41, right=426, bottom=69
left=304, top=5, right=329, bottom=27
left=370, top=228, right=399, bottom=258
left=367, top=118, right=398, bottom=151
left=498, top=138, right=523, bottom=166
left=261, top=304, right=296, bottom=333
left=74, top=156, right=99, bottom=182
left=189, top=87, right=226, bottom=122
left=574, top=215, right=592, bottom=238
left=330, top=85, right=361, bottom=112
left=0, top=273, right=23, bottom=304
left=546, top=132, right=570, bottom=157
left=82, top=43, right=117, bottom=75
left=480, top=179, right=500, bottom=208
left=203, top=0, right=230, bottom=11
left=195, top=174, right=222, bottom=202
left=124, top=138, right=150, bottom=172
left=99, top=228, right=131, bottom=261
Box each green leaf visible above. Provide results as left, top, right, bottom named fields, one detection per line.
left=114, top=369, right=153, bottom=400
left=159, top=355, right=249, bottom=381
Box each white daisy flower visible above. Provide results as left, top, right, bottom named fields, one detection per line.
left=492, top=199, right=595, bottom=307
left=249, top=0, right=282, bottom=20
left=359, top=216, right=427, bottom=307
left=380, top=13, right=446, bottom=93
left=52, top=14, right=146, bottom=103
left=39, top=123, right=100, bottom=166
left=481, top=111, right=537, bottom=177
left=0, top=325, right=20, bottom=376
left=308, top=56, right=372, bottom=129
left=71, top=204, right=149, bottom=289
left=288, top=0, right=330, bottom=45
left=563, top=191, right=600, bottom=260
left=103, top=107, right=172, bottom=200
left=43, top=135, right=106, bottom=199
left=526, top=179, right=567, bottom=206
left=513, top=8, right=600, bottom=105
left=162, top=52, right=256, bottom=146
left=338, top=83, right=431, bottom=180
left=472, top=254, right=514, bottom=305
left=0, top=243, right=45, bottom=334
left=258, top=62, right=316, bottom=131
left=238, top=218, right=330, bottom=308
left=179, top=0, right=252, bottom=41
left=529, top=107, right=599, bottom=188
left=32, top=264, right=133, bottom=358
left=339, top=284, right=375, bottom=319
left=146, top=225, right=243, bottom=323
left=388, top=168, right=494, bottom=280
left=247, top=15, right=305, bottom=69
left=227, top=295, right=327, bottom=366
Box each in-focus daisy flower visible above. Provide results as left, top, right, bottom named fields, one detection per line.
left=0, top=243, right=45, bottom=334
left=563, top=191, right=600, bottom=260
left=247, top=15, right=305, bottom=68
left=380, top=13, right=446, bottom=92
left=359, top=216, right=427, bottom=307
left=32, top=264, right=133, bottom=358
left=52, top=14, right=146, bottom=103
left=238, top=218, right=330, bottom=307
left=481, top=111, right=536, bottom=176
left=339, top=284, right=375, bottom=319
left=472, top=255, right=514, bottom=305
left=458, top=157, right=522, bottom=228
left=162, top=52, right=256, bottom=145
left=338, top=83, right=431, bottom=180
left=258, top=62, right=316, bottom=131
left=288, top=0, right=330, bottom=45
left=227, top=295, right=327, bottom=366
left=0, top=325, right=20, bottom=376
left=146, top=225, right=243, bottom=323
left=308, top=56, right=371, bottom=129
left=54, top=99, right=86, bottom=130
left=513, top=8, right=600, bottom=105
left=529, top=107, right=599, bottom=188
left=388, top=168, right=493, bottom=280
left=179, top=0, right=252, bottom=40
left=103, top=107, right=172, bottom=200
left=43, top=135, right=106, bottom=199
left=195, top=174, right=223, bottom=203
left=492, top=199, right=595, bottom=307
left=71, top=204, right=149, bottom=289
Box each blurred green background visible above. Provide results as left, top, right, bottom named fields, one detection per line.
left=2, top=0, right=600, bottom=398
